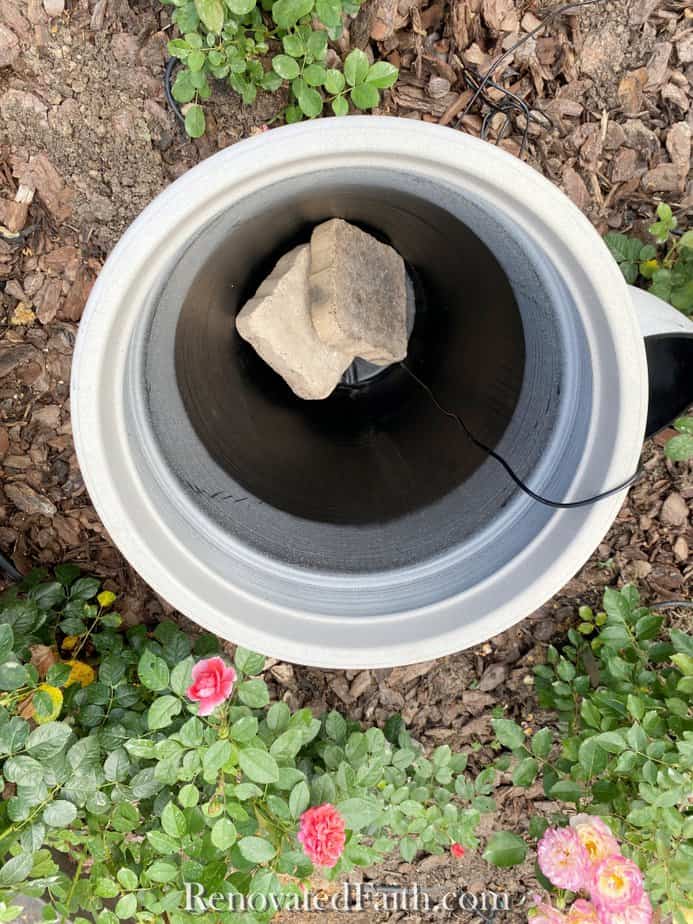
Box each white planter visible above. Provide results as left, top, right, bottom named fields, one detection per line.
left=71, top=117, right=693, bottom=668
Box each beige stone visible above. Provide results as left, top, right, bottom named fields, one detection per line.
left=309, top=219, right=408, bottom=364
left=235, top=245, right=353, bottom=400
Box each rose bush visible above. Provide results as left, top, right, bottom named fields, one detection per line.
left=0, top=566, right=500, bottom=923
left=493, top=585, right=692, bottom=924
left=530, top=817, right=653, bottom=924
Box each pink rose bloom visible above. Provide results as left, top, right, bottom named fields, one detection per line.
left=567, top=900, right=601, bottom=924
left=589, top=856, right=644, bottom=914
left=596, top=892, right=652, bottom=924
left=538, top=826, right=591, bottom=892
left=186, top=657, right=236, bottom=716
left=529, top=901, right=567, bottom=924
left=570, top=815, right=620, bottom=868
left=297, top=804, right=346, bottom=868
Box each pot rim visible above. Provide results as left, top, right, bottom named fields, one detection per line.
left=71, top=117, right=647, bottom=668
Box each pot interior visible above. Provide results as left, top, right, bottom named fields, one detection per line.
left=137, top=167, right=585, bottom=583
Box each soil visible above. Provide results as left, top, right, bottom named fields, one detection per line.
left=0, top=0, right=692, bottom=918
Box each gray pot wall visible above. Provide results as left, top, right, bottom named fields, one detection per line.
left=71, top=118, right=686, bottom=668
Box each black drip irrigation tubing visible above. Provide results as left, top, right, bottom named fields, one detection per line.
left=165, top=56, right=185, bottom=128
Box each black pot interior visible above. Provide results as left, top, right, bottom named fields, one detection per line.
left=172, top=183, right=526, bottom=527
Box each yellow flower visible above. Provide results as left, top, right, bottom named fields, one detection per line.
left=64, top=660, right=96, bottom=687
left=35, top=684, right=64, bottom=723
left=97, top=590, right=116, bottom=608
left=62, top=635, right=79, bottom=651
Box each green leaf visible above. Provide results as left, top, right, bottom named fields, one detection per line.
left=282, top=33, right=305, bottom=56
left=238, top=748, right=279, bottom=784
left=227, top=0, right=257, bottom=12
left=596, top=731, right=626, bottom=753
left=26, top=721, right=71, bottom=759
left=665, top=434, right=693, bottom=462
left=324, top=69, right=345, bottom=94
left=184, top=104, right=206, bottom=139
left=117, top=867, right=138, bottom=891
left=289, top=780, right=310, bottom=818
left=272, top=0, right=314, bottom=29
left=331, top=95, right=349, bottom=116
left=671, top=628, right=693, bottom=656
left=0, top=853, right=33, bottom=887
left=365, top=60, right=398, bottom=88
left=482, top=832, right=527, bottom=867
left=43, top=800, right=77, bottom=827
left=229, top=716, right=259, bottom=743
left=269, top=728, right=303, bottom=760
left=138, top=649, right=170, bottom=691
left=344, top=49, right=369, bottom=86
left=336, top=797, right=382, bottom=831
left=604, top=232, right=643, bottom=264
left=0, top=660, right=29, bottom=691
left=0, top=624, right=14, bottom=661
left=237, top=679, right=269, bottom=708
left=674, top=416, right=693, bottom=435
left=195, top=0, right=224, bottom=31
left=350, top=82, right=379, bottom=110
left=203, top=739, right=232, bottom=775
left=304, top=64, right=326, bottom=86
left=147, top=831, right=180, bottom=854
left=297, top=86, right=323, bottom=118
left=71, top=577, right=101, bottom=600
left=147, top=695, right=182, bottom=730
left=238, top=836, right=276, bottom=863
left=172, top=69, right=196, bottom=103
left=146, top=860, right=178, bottom=883
left=531, top=728, right=552, bottom=758
left=512, top=757, right=538, bottom=787
left=315, top=0, right=341, bottom=27
left=211, top=817, right=237, bottom=849
left=162, top=801, right=188, bottom=838
left=549, top=780, right=583, bottom=803
left=115, top=895, right=137, bottom=920
left=492, top=718, right=525, bottom=751
left=272, top=55, right=300, bottom=80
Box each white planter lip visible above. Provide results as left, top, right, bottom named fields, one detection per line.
left=72, top=117, right=648, bottom=668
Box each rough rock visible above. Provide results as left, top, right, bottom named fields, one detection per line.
left=235, top=245, right=353, bottom=400
left=309, top=219, right=408, bottom=364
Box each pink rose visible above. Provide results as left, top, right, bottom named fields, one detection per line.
left=186, top=657, right=236, bottom=716
left=596, top=892, right=652, bottom=924
left=297, top=804, right=346, bottom=868
left=570, top=815, right=620, bottom=869
left=529, top=901, right=567, bottom=924
left=589, top=856, right=644, bottom=915
left=538, top=826, right=591, bottom=892
left=451, top=842, right=465, bottom=859
left=567, top=899, right=601, bottom=924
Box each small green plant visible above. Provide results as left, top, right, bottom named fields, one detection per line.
left=604, top=204, right=693, bottom=315
left=493, top=585, right=693, bottom=922
left=0, top=567, right=505, bottom=923
left=163, top=0, right=398, bottom=137
left=665, top=416, right=693, bottom=463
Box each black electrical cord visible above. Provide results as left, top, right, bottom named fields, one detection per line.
left=165, top=56, right=186, bottom=128
left=400, top=362, right=643, bottom=510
